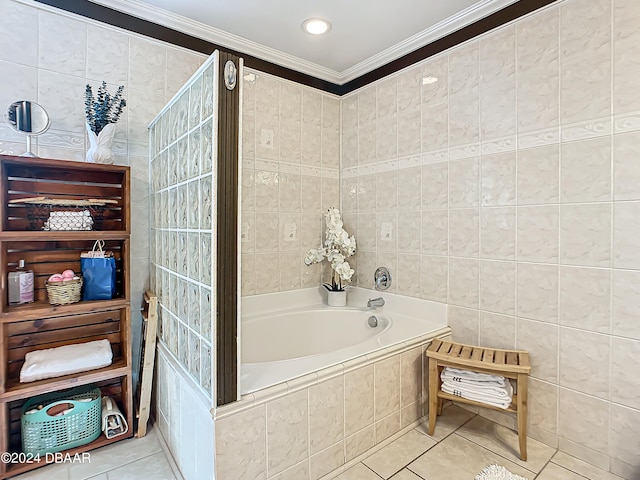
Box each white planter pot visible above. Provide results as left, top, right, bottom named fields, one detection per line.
left=86, top=123, right=116, bottom=164
left=327, top=290, right=346, bottom=307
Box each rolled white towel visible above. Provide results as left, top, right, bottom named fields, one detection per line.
left=441, top=381, right=512, bottom=409
left=441, top=367, right=508, bottom=387
left=441, top=379, right=513, bottom=399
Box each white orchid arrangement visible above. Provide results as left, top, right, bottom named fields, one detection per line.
left=304, top=207, right=356, bottom=292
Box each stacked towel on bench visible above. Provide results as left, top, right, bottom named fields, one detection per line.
left=440, top=367, right=513, bottom=409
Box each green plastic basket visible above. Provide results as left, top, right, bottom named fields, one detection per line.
left=21, top=385, right=102, bottom=455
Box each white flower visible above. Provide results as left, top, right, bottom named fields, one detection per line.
left=303, top=207, right=356, bottom=290
left=334, top=260, right=354, bottom=281
left=304, top=248, right=326, bottom=266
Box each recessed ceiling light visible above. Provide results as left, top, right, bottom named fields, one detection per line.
left=302, top=18, right=332, bottom=35
left=423, top=76, right=439, bottom=85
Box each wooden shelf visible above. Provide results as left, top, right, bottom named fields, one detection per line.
left=0, top=154, right=133, bottom=478
left=2, top=430, right=134, bottom=479
left=0, top=231, right=129, bottom=241
left=0, top=298, right=129, bottom=323
left=1, top=361, right=130, bottom=403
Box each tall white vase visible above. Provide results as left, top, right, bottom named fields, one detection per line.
left=86, top=123, right=116, bottom=164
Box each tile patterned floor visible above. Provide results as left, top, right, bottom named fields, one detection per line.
left=12, top=405, right=625, bottom=480
left=336, top=405, right=624, bottom=480
left=13, top=425, right=181, bottom=480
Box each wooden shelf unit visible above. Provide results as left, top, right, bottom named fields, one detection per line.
left=0, top=155, right=132, bottom=479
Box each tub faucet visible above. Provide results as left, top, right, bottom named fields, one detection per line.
left=367, top=297, right=385, bottom=308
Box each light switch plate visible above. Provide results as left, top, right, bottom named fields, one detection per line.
left=283, top=223, right=297, bottom=241
left=380, top=222, right=393, bottom=241
left=260, top=128, right=274, bottom=148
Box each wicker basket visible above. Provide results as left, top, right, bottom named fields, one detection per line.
left=22, top=385, right=102, bottom=455
left=45, top=277, right=83, bottom=305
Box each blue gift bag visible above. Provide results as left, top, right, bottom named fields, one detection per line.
left=81, top=256, right=116, bottom=300
left=81, top=240, right=116, bottom=300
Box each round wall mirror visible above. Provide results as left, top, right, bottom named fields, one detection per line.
left=4, top=101, right=50, bottom=157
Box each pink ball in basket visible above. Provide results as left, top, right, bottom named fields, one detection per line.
left=61, top=269, right=75, bottom=280
left=48, top=274, right=64, bottom=282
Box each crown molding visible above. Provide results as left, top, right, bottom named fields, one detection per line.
left=88, top=0, right=518, bottom=85
left=338, top=0, right=518, bottom=83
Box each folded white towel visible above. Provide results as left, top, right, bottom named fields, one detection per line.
left=441, top=381, right=513, bottom=409
left=441, top=367, right=508, bottom=387
left=20, top=339, right=113, bottom=383
left=442, top=379, right=513, bottom=399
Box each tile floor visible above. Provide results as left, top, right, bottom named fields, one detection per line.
left=334, top=405, right=624, bottom=480
left=13, top=424, right=181, bottom=480
left=12, top=405, right=625, bottom=480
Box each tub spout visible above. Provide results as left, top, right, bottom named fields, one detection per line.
left=367, top=297, right=385, bottom=308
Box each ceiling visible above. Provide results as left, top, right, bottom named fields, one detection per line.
left=90, top=0, right=520, bottom=85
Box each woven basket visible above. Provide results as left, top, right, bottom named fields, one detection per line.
left=45, top=277, right=83, bottom=305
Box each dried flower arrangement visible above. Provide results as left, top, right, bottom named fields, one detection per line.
left=84, top=81, right=127, bottom=135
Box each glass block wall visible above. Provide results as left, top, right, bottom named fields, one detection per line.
left=149, top=51, right=218, bottom=400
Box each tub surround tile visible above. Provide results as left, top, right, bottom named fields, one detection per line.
left=375, top=412, right=402, bottom=444
left=345, top=365, right=375, bottom=436
left=310, top=442, right=344, bottom=480
left=374, top=356, right=401, bottom=420
left=346, top=426, right=376, bottom=463
left=270, top=460, right=309, bottom=480
left=400, top=347, right=422, bottom=408
left=309, top=377, right=344, bottom=454
left=267, top=389, right=309, bottom=476
left=215, top=405, right=266, bottom=480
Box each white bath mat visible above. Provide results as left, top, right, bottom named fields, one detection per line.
left=475, top=464, right=529, bottom=480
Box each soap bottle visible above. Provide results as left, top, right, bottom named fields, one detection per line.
left=8, top=260, right=34, bottom=305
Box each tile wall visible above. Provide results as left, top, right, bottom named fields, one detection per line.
left=340, top=0, right=640, bottom=477
left=240, top=70, right=340, bottom=295
left=0, top=0, right=207, bottom=378
left=155, top=342, right=215, bottom=480
left=149, top=53, right=217, bottom=400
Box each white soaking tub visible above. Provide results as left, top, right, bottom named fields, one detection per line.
left=240, top=287, right=448, bottom=394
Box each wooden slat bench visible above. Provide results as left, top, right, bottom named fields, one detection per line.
left=426, top=339, right=531, bottom=460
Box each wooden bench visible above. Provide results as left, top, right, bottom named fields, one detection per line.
left=426, top=339, right=531, bottom=460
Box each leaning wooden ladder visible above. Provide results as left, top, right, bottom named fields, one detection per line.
left=426, top=339, right=531, bottom=460
left=135, top=290, right=158, bottom=438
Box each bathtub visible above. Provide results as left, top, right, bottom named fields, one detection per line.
left=240, top=287, right=448, bottom=394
